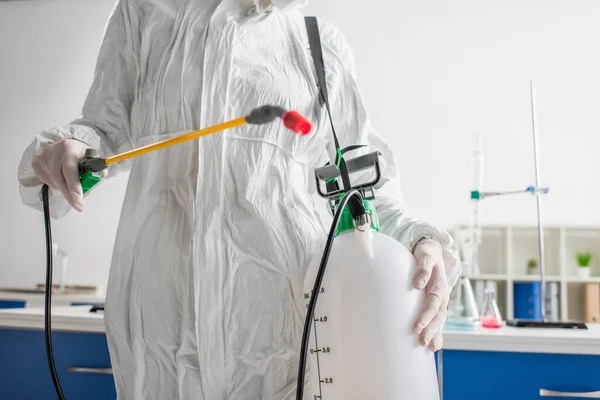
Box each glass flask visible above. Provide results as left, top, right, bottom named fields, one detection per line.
left=446, top=270, right=480, bottom=330
left=480, top=289, right=503, bottom=329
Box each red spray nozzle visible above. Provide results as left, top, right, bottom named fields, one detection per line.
left=283, top=111, right=312, bottom=136
left=245, top=105, right=312, bottom=136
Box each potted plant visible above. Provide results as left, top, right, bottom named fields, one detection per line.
left=527, top=258, right=539, bottom=275
left=576, top=252, right=593, bottom=278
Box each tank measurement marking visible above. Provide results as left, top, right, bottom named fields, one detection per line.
left=306, top=287, right=328, bottom=398
left=304, top=287, right=325, bottom=300
left=310, top=347, right=331, bottom=354
left=313, top=318, right=324, bottom=398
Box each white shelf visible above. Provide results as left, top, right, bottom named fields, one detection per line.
left=512, top=275, right=562, bottom=282
left=453, top=224, right=600, bottom=322
left=566, top=231, right=600, bottom=238
left=567, top=277, right=600, bottom=283
left=470, top=274, right=508, bottom=281
left=468, top=274, right=563, bottom=282
left=511, top=229, right=559, bottom=237
left=469, top=274, right=564, bottom=282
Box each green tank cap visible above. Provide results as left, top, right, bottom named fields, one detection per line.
left=471, top=190, right=481, bottom=200
left=336, top=199, right=380, bottom=235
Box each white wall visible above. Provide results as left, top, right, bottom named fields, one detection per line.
left=0, top=0, right=128, bottom=289
left=306, top=0, right=600, bottom=229
left=1, top=0, right=599, bottom=289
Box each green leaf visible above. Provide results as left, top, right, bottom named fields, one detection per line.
left=576, top=252, right=593, bottom=267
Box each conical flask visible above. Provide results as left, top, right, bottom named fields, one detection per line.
left=446, top=267, right=480, bottom=330
left=480, top=289, right=503, bottom=328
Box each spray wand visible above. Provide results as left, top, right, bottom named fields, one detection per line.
left=42, top=105, right=312, bottom=400
left=78, top=105, right=312, bottom=193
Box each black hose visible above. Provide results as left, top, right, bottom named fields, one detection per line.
left=41, top=178, right=361, bottom=400
left=42, top=184, right=67, bottom=400
left=296, top=190, right=363, bottom=400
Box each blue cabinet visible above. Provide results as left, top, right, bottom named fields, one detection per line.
left=0, top=329, right=116, bottom=399
left=4, top=327, right=598, bottom=400
left=441, top=350, right=600, bottom=400
left=0, top=300, right=26, bottom=309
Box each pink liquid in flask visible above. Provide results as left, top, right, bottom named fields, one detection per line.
left=480, top=290, right=503, bottom=328
left=481, top=317, right=502, bottom=329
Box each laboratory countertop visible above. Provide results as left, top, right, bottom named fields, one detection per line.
left=1, top=306, right=600, bottom=355
left=443, top=324, right=600, bottom=355
left=0, top=290, right=105, bottom=307
left=0, top=306, right=105, bottom=333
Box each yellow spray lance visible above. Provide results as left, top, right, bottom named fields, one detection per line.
left=42, top=105, right=312, bottom=400
left=77, top=105, right=313, bottom=193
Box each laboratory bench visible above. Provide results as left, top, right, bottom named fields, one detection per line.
left=1, top=306, right=600, bottom=400
left=0, top=287, right=105, bottom=309
left=441, top=326, right=600, bottom=399
left=0, top=306, right=110, bottom=400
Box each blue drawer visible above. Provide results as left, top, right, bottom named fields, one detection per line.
left=443, top=350, right=600, bottom=400
left=0, top=329, right=115, bottom=399
left=0, top=300, right=26, bottom=309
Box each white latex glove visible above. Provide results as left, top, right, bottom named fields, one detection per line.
left=412, top=238, right=449, bottom=352
left=32, top=138, right=90, bottom=212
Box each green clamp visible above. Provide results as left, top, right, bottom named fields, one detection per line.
left=78, top=149, right=107, bottom=194
left=80, top=170, right=103, bottom=194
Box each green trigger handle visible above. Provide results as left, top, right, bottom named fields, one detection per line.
left=78, top=149, right=108, bottom=194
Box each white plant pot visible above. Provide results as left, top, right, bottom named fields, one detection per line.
left=528, top=267, right=539, bottom=275
left=577, top=267, right=591, bottom=279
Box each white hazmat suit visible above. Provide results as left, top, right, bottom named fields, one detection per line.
left=18, top=0, right=461, bottom=399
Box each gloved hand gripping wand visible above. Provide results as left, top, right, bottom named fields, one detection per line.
left=41, top=105, right=312, bottom=400
left=78, top=105, right=312, bottom=193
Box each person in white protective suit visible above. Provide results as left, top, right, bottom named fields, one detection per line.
left=18, top=0, right=462, bottom=398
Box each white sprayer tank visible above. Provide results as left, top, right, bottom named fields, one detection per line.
left=303, top=217, right=440, bottom=400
